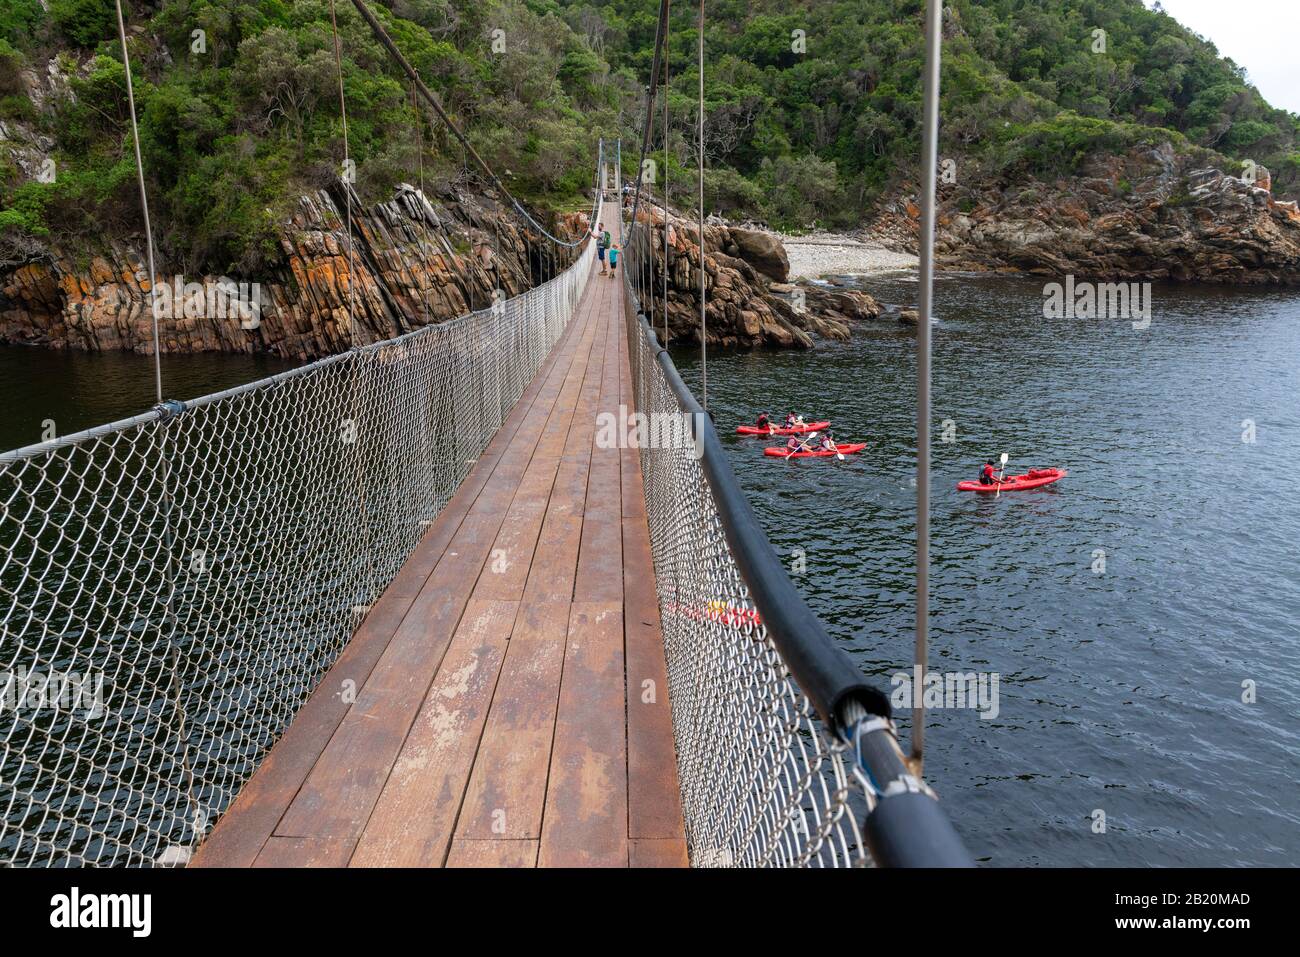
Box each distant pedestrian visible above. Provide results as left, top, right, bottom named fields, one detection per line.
left=596, top=222, right=609, bottom=274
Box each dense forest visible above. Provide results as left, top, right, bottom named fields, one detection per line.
left=593, top=0, right=1300, bottom=224
left=0, top=0, right=1297, bottom=273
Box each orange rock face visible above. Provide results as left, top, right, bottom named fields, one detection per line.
left=0, top=184, right=589, bottom=360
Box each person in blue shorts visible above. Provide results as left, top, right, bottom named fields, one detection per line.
left=596, top=222, right=608, bottom=274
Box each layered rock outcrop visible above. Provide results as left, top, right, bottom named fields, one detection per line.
left=874, top=143, right=1300, bottom=284
left=627, top=202, right=882, bottom=349
left=0, top=185, right=881, bottom=357
left=0, top=183, right=587, bottom=360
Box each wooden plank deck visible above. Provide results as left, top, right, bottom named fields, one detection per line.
left=192, top=206, right=688, bottom=868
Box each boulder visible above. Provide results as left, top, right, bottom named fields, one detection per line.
left=726, top=226, right=790, bottom=282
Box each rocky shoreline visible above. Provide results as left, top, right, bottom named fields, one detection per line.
left=4, top=140, right=1297, bottom=359
left=780, top=232, right=918, bottom=280
left=867, top=144, right=1300, bottom=285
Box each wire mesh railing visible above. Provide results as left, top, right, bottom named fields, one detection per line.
left=619, top=206, right=970, bottom=867
left=0, top=240, right=593, bottom=867
left=626, top=315, right=868, bottom=866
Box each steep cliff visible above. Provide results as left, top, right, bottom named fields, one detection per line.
left=0, top=183, right=587, bottom=359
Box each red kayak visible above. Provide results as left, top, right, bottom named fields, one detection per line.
left=957, top=467, right=1067, bottom=492
left=737, top=420, right=830, bottom=436
left=764, top=442, right=867, bottom=459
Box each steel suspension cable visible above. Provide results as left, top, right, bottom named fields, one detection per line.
left=696, top=0, right=706, bottom=411
left=913, top=0, right=944, bottom=768
left=347, top=0, right=589, bottom=249
left=624, top=0, right=672, bottom=236
left=329, top=0, right=357, bottom=344
left=115, top=0, right=201, bottom=856
left=412, top=81, right=431, bottom=325
left=662, top=7, right=671, bottom=345
left=114, top=0, right=162, bottom=401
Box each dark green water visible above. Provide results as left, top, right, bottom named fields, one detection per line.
left=0, top=346, right=299, bottom=454
left=674, top=274, right=1300, bottom=867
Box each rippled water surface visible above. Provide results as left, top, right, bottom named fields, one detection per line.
left=673, top=275, right=1300, bottom=866
left=0, top=347, right=298, bottom=453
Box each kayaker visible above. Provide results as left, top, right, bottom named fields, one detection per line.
left=756, top=412, right=771, bottom=431
left=818, top=433, right=837, bottom=451
left=785, top=435, right=813, bottom=455
left=979, top=460, right=999, bottom=486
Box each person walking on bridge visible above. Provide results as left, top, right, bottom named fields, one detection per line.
left=596, top=222, right=610, bottom=274
left=607, top=242, right=620, bottom=278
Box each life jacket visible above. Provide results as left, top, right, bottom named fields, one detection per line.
left=981, top=464, right=996, bottom=483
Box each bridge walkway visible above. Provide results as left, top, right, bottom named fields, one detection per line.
left=192, top=206, right=687, bottom=867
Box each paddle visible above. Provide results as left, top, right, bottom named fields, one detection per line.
left=995, top=452, right=1009, bottom=498
left=785, top=431, right=817, bottom=459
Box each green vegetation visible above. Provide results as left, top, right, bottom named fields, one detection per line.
left=0, top=0, right=630, bottom=271
left=1, top=0, right=1297, bottom=268
left=576, top=0, right=1300, bottom=227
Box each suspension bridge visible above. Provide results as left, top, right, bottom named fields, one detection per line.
left=0, top=0, right=970, bottom=867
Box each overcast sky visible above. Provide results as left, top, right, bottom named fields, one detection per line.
left=1147, top=0, right=1300, bottom=115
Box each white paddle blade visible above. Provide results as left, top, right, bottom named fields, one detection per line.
left=1000, top=452, right=1009, bottom=465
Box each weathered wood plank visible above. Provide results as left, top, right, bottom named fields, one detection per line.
left=623, top=507, right=686, bottom=842
left=454, top=601, right=569, bottom=840
left=629, top=838, right=690, bottom=868
left=446, top=838, right=539, bottom=868
left=538, top=602, right=628, bottom=868
left=252, top=836, right=357, bottom=869
left=349, top=599, right=517, bottom=867
left=268, top=292, right=596, bottom=843
left=191, top=311, right=589, bottom=867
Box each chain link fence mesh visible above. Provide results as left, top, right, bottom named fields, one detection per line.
left=0, top=244, right=593, bottom=866
left=621, top=222, right=870, bottom=867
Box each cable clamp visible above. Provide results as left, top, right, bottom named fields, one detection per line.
left=153, top=399, right=186, bottom=419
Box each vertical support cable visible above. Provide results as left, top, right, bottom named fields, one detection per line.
left=697, top=0, right=706, bottom=410
left=645, top=84, right=654, bottom=318
left=663, top=8, right=671, bottom=346
left=412, top=81, right=431, bottom=326
left=913, top=0, right=943, bottom=767
left=116, top=0, right=198, bottom=858
left=115, top=0, right=162, bottom=401
left=329, top=0, right=356, bottom=344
